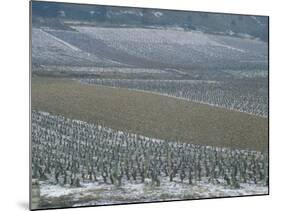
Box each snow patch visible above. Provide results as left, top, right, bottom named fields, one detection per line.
left=39, top=177, right=267, bottom=207
left=153, top=11, right=163, bottom=18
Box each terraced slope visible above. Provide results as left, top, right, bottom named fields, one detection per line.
left=32, top=26, right=268, bottom=71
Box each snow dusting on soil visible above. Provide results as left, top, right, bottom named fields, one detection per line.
left=39, top=174, right=267, bottom=207
left=33, top=111, right=268, bottom=208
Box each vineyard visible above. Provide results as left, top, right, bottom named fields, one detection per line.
left=74, top=26, right=267, bottom=70
left=32, top=111, right=268, bottom=207
left=32, top=25, right=268, bottom=71
left=80, top=78, right=268, bottom=117
left=31, top=9, right=268, bottom=209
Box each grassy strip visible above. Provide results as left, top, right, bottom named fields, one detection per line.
left=32, top=77, right=268, bottom=151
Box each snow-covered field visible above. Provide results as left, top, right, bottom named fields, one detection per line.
left=32, top=111, right=268, bottom=209
left=73, top=26, right=267, bottom=69
left=33, top=65, right=166, bottom=74
left=32, top=26, right=267, bottom=71
left=39, top=177, right=267, bottom=207
left=32, top=28, right=118, bottom=67
left=31, top=23, right=268, bottom=209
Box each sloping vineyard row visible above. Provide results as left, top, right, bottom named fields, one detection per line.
left=79, top=79, right=268, bottom=117
left=32, top=111, right=268, bottom=189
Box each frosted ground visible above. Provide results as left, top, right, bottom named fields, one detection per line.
left=32, top=111, right=268, bottom=208
left=32, top=26, right=267, bottom=70
left=40, top=177, right=267, bottom=207
left=32, top=25, right=268, bottom=117
left=31, top=21, right=268, bottom=209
